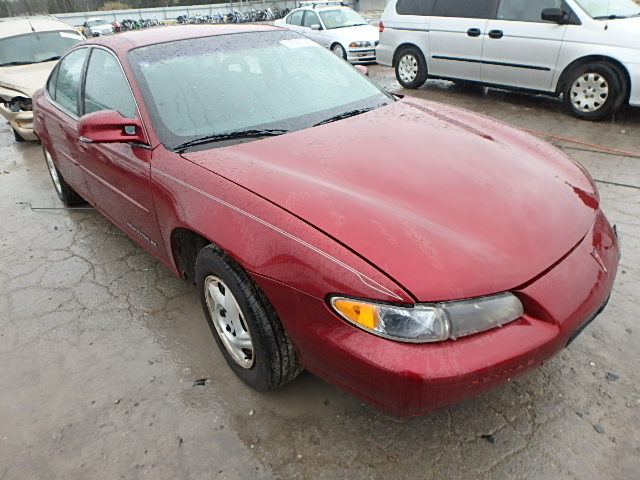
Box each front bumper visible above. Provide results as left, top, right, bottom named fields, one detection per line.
left=254, top=209, right=619, bottom=417
left=0, top=103, right=37, bottom=141
left=347, top=47, right=376, bottom=64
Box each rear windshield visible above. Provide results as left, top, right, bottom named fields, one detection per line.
left=0, top=30, right=84, bottom=67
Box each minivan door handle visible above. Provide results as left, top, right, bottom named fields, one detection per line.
left=467, top=28, right=481, bottom=37
left=488, top=29, right=504, bottom=39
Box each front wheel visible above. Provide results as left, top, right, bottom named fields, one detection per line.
left=195, top=245, right=302, bottom=391
left=563, top=63, right=624, bottom=121
left=331, top=43, right=347, bottom=60
left=395, top=47, right=428, bottom=89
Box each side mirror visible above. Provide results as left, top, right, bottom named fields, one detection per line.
left=354, top=65, right=369, bottom=77
left=541, top=7, right=566, bottom=24
left=310, top=24, right=322, bottom=30
left=78, top=110, right=146, bottom=144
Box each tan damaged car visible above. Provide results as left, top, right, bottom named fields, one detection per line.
left=0, top=17, right=83, bottom=141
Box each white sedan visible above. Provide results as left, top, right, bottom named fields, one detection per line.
left=274, top=3, right=378, bottom=63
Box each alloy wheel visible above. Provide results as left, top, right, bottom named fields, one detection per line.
left=570, top=73, right=609, bottom=112
left=204, top=275, right=255, bottom=369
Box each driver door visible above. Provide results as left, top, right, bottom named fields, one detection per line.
left=76, top=47, right=165, bottom=256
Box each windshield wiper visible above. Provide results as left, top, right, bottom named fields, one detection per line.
left=174, top=128, right=289, bottom=152
left=313, top=107, right=377, bottom=127
left=37, top=56, right=62, bottom=63
left=0, top=56, right=62, bottom=67
left=0, top=60, right=36, bottom=66
left=593, top=14, right=633, bottom=19
left=330, top=23, right=368, bottom=29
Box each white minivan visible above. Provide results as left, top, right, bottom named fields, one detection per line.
left=376, top=0, right=640, bottom=120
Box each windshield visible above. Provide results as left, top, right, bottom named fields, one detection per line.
left=574, top=0, right=640, bottom=18
left=0, top=30, right=84, bottom=66
left=319, top=8, right=368, bottom=29
left=128, top=30, right=392, bottom=151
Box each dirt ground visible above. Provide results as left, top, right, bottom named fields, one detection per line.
left=1, top=65, right=638, bottom=480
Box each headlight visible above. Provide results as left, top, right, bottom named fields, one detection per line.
left=6, top=96, right=32, bottom=112
left=349, top=41, right=372, bottom=48
left=330, top=292, right=524, bottom=343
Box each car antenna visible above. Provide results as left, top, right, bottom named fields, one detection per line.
left=26, top=17, right=36, bottom=32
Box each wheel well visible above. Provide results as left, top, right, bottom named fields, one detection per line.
left=557, top=56, right=630, bottom=101
left=171, top=228, right=211, bottom=284
left=392, top=43, right=422, bottom=67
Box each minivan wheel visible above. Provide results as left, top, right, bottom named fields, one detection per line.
left=395, top=47, right=427, bottom=89
left=43, top=147, right=85, bottom=206
left=195, top=245, right=302, bottom=391
left=563, top=63, right=623, bottom=121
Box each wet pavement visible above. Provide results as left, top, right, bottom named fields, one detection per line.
left=1, top=66, right=639, bottom=479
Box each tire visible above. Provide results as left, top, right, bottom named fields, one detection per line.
left=195, top=245, right=302, bottom=391
left=12, top=127, right=24, bottom=142
left=331, top=43, right=347, bottom=60
left=563, top=62, right=624, bottom=121
left=43, top=147, right=85, bottom=206
left=395, top=46, right=428, bottom=89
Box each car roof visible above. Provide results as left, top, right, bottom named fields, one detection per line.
left=84, top=24, right=280, bottom=53
left=0, top=17, right=76, bottom=39
left=296, top=5, right=353, bottom=13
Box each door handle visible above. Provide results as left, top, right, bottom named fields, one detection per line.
left=488, top=29, right=504, bottom=39
left=467, top=28, right=481, bottom=37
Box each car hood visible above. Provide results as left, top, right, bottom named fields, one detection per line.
left=604, top=16, right=640, bottom=39
left=327, top=24, right=378, bottom=43
left=0, top=61, right=56, bottom=97
left=183, top=98, right=599, bottom=301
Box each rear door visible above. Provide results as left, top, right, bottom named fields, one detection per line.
left=77, top=46, right=165, bottom=255
left=40, top=47, right=94, bottom=202
left=427, top=0, right=499, bottom=81
left=481, top=0, right=568, bottom=91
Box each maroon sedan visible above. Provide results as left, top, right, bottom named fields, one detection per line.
left=34, top=25, right=619, bottom=417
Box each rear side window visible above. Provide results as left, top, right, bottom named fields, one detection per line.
left=434, top=0, right=498, bottom=18
left=396, top=0, right=436, bottom=16
left=53, top=48, right=88, bottom=116
left=83, top=48, right=137, bottom=118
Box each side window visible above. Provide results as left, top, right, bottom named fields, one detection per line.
left=497, top=0, right=563, bottom=22
left=54, top=48, right=87, bottom=116
left=396, top=0, right=436, bottom=16
left=46, top=63, right=61, bottom=101
left=433, top=0, right=499, bottom=19
left=302, top=11, right=321, bottom=27
left=83, top=48, right=136, bottom=118
left=288, top=10, right=304, bottom=25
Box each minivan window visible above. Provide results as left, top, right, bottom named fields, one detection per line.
left=433, top=0, right=499, bottom=18
left=396, top=0, right=436, bottom=16
left=574, top=0, right=640, bottom=18
left=497, top=0, right=562, bottom=22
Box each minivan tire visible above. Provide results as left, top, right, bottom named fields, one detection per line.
left=563, top=62, right=624, bottom=121
left=395, top=47, right=428, bottom=89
